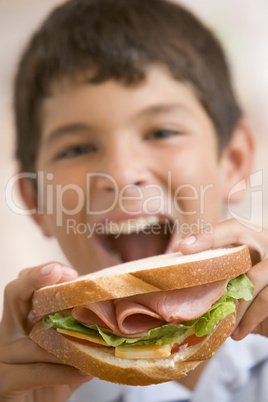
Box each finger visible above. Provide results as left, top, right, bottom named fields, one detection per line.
left=0, top=338, right=65, bottom=365
left=231, top=260, right=268, bottom=339
left=232, top=286, right=268, bottom=340
left=1, top=362, right=92, bottom=395
left=1, top=263, right=78, bottom=332
left=252, top=318, right=268, bottom=337
left=19, top=262, right=78, bottom=301
left=173, top=219, right=268, bottom=260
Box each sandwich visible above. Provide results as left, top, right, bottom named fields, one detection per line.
left=30, top=245, right=254, bottom=386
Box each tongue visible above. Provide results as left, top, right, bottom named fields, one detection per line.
left=108, top=231, right=170, bottom=262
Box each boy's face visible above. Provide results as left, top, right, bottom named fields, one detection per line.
left=35, top=66, right=230, bottom=274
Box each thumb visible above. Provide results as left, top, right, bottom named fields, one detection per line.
left=2, top=362, right=92, bottom=394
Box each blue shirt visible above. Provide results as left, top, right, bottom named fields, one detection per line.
left=69, top=334, right=268, bottom=402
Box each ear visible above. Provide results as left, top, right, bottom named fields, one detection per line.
left=18, top=174, right=53, bottom=237
left=220, top=119, right=255, bottom=203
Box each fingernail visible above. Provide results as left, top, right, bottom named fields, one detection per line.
left=62, top=266, right=77, bottom=276
left=41, top=263, right=55, bottom=275
left=78, top=370, right=90, bottom=376
left=181, top=235, right=196, bottom=246
left=232, top=327, right=239, bottom=337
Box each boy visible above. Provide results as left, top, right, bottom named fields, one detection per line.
left=1, top=0, right=268, bottom=401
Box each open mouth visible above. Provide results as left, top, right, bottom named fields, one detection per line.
left=96, top=216, right=175, bottom=264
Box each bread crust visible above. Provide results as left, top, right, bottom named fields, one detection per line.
left=29, top=311, right=236, bottom=386
left=32, top=246, right=251, bottom=318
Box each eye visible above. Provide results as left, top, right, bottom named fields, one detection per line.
left=58, top=144, right=96, bottom=159
left=146, top=129, right=180, bottom=141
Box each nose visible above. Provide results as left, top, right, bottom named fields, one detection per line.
left=95, top=148, right=152, bottom=193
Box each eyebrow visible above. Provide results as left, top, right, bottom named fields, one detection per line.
left=43, top=103, right=185, bottom=147
left=135, top=103, right=185, bottom=119
left=43, top=123, right=94, bottom=148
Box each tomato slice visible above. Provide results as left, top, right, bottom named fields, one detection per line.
left=171, top=334, right=207, bottom=353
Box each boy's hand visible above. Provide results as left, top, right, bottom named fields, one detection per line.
left=0, top=263, right=92, bottom=402
left=173, top=219, right=268, bottom=341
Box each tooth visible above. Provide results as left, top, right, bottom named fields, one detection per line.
left=105, top=222, right=119, bottom=235
left=104, top=216, right=161, bottom=235
left=120, top=221, right=131, bottom=234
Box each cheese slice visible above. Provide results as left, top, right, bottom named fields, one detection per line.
left=115, top=344, right=171, bottom=359
left=56, top=328, right=109, bottom=346
left=57, top=329, right=171, bottom=359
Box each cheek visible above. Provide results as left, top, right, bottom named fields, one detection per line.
left=37, top=172, right=87, bottom=231
left=167, top=150, right=224, bottom=220
left=169, top=141, right=221, bottom=188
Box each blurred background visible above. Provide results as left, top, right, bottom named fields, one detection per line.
left=1, top=0, right=268, bottom=314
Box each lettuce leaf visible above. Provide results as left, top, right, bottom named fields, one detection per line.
left=191, top=274, right=254, bottom=336
left=43, top=314, right=98, bottom=335
left=193, top=297, right=236, bottom=336
left=44, top=314, right=193, bottom=347
left=44, top=273, right=254, bottom=347
left=225, top=274, right=254, bottom=301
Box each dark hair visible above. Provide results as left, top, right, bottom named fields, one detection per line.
left=14, top=0, right=242, bottom=172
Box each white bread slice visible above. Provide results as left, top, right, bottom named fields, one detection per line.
left=29, top=310, right=236, bottom=385
left=32, top=245, right=251, bottom=318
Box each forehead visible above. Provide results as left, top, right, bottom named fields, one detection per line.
left=41, top=66, right=216, bottom=135
left=39, top=66, right=219, bottom=163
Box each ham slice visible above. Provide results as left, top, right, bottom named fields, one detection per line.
left=72, top=279, right=228, bottom=337
left=126, top=279, right=228, bottom=323
left=72, top=300, right=119, bottom=334
left=115, top=300, right=165, bottom=335
left=72, top=299, right=165, bottom=338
